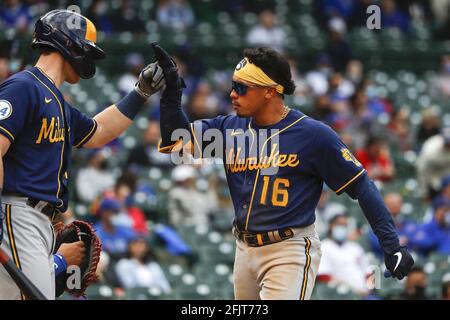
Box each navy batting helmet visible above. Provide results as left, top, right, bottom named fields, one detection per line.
left=31, top=9, right=106, bottom=79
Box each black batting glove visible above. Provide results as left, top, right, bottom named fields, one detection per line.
left=150, top=42, right=185, bottom=90
left=384, top=246, right=414, bottom=280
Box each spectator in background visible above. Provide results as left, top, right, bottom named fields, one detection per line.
left=416, top=125, right=450, bottom=199
left=409, top=196, right=450, bottom=256
left=321, top=0, right=356, bottom=22
left=0, top=57, right=10, bottom=84
left=381, top=0, right=411, bottom=33
left=368, top=193, right=418, bottom=258
left=126, top=119, right=173, bottom=170
left=115, top=237, right=171, bottom=293
left=394, top=266, right=431, bottom=300
left=429, top=55, right=450, bottom=100
left=167, top=165, right=215, bottom=227
left=416, top=106, right=441, bottom=151
left=356, top=136, right=395, bottom=182
left=345, top=59, right=364, bottom=86
left=387, top=107, right=413, bottom=152
left=312, top=94, right=334, bottom=125
left=87, top=0, right=113, bottom=34
left=94, top=198, right=138, bottom=260
left=111, top=0, right=145, bottom=33
left=327, top=17, right=352, bottom=72
left=348, top=0, right=377, bottom=28
left=328, top=72, right=355, bottom=102
left=118, top=53, right=145, bottom=96
left=286, top=56, right=310, bottom=99
left=156, top=0, right=195, bottom=30
left=317, top=214, right=370, bottom=297
left=314, top=188, right=348, bottom=238
left=187, top=81, right=221, bottom=120
left=440, top=175, right=450, bottom=200
left=306, top=54, right=333, bottom=96
left=0, top=0, right=32, bottom=33
left=114, top=172, right=151, bottom=236
left=76, top=148, right=115, bottom=203
left=246, top=10, right=286, bottom=53
left=442, top=280, right=450, bottom=300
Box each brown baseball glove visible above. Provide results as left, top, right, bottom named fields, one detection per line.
left=53, top=220, right=102, bottom=298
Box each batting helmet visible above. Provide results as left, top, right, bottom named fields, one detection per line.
left=31, top=9, right=106, bottom=79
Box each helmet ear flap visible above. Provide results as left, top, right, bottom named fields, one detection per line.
left=35, top=19, right=52, bottom=36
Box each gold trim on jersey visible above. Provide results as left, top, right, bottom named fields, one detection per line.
left=335, top=168, right=366, bottom=194
left=26, top=70, right=67, bottom=208
left=74, top=119, right=98, bottom=148
left=0, top=126, right=15, bottom=141
left=5, top=204, right=25, bottom=300
left=300, top=237, right=311, bottom=300
left=157, top=139, right=183, bottom=153
left=244, top=115, right=308, bottom=231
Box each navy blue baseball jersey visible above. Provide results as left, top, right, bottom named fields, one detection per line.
left=0, top=67, right=97, bottom=212
left=192, top=109, right=366, bottom=232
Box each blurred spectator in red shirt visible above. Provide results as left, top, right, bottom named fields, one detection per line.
left=356, top=136, right=395, bottom=182
left=113, top=172, right=150, bottom=236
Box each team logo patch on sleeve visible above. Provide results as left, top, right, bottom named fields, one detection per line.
left=0, top=100, right=12, bottom=120
left=341, top=148, right=362, bottom=167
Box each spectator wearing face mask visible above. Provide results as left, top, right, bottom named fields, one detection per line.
left=393, top=266, right=431, bottom=300
left=317, top=214, right=370, bottom=297
left=409, top=196, right=450, bottom=256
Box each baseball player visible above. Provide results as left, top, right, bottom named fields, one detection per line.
left=153, top=45, right=415, bottom=299
left=0, top=10, right=165, bottom=300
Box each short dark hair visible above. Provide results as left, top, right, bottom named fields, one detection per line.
left=243, top=47, right=296, bottom=96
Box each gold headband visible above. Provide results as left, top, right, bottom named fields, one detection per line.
left=233, top=58, right=284, bottom=94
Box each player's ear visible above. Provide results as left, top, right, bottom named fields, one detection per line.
left=264, top=87, right=276, bottom=99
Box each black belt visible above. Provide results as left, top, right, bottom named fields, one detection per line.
left=26, top=198, right=58, bottom=221
left=233, top=224, right=294, bottom=247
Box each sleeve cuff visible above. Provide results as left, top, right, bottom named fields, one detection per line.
left=0, top=126, right=15, bottom=142
left=75, top=119, right=98, bottom=148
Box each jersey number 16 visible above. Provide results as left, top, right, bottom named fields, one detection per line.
left=260, top=176, right=290, bottom=207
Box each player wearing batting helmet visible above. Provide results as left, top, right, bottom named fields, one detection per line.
left=153, top=45, right=414, bottom=299
left=0, top=9, right=165, bottom=299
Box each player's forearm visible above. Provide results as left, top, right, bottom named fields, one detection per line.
left=84, top=105, right=133, bottom=148
left=159, top=101, right=191, bottom=151
left=345, top=174, right=400, bottom=255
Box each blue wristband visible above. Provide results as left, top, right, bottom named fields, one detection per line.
left=116, top=89, right=147, bottom=120
left=54, top=254, right=68, bottom=277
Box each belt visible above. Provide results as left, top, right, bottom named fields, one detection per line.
left=26, top=198, right=58, bottom=221
left=3, top=193, right=59, bottom=221
left=233, top=224, right=294, bottom=247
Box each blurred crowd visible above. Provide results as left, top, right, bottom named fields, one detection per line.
left=0, top=0, right=449, bottom=300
